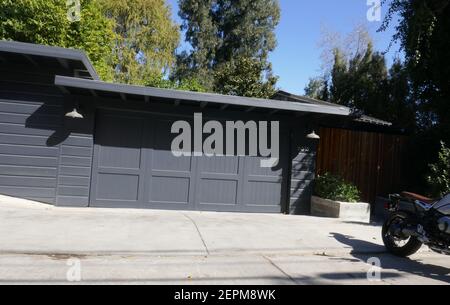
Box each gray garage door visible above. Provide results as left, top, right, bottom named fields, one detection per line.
left=89, top=109, right=286, bottom=213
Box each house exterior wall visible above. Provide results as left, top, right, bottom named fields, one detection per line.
left=288, top=123, right=318, bottom=215
left=88, top=98, right=297, bottom=213
left=55, top=100, right=95, bottom=207
left=0, top=60, right=319, bottom=214
left=0, top=61, right=96, bottom=206
left=0, top=63, right=66, bottom=204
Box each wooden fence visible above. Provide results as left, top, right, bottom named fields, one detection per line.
left=316, top=127, right=408, bottom=204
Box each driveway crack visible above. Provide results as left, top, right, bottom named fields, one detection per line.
left=263, top=255, right=297, bottom=284
left=181, top=213, right=210, bottom=255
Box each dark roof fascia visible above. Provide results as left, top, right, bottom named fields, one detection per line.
left=55, top=75, right=351, bottom=116
left=275, top=90, right=342, bottom=107
left=318, top=116, right=407, bottom=135
left=0, top=40, right=99, bottom=80
left=275, top=90, right=392, bottom=127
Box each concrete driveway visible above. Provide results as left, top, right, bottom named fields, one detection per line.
left=0, top=195, right=384, bottom=256
left=1, top=195, right=449, bottom=285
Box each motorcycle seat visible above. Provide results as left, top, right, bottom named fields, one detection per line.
left=401, top=192, right=435, bottom=205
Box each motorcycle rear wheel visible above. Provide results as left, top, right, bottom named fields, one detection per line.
left=382, top=212, right=423, bottom=257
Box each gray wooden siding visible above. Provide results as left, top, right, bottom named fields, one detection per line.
left=0, top=71, right=64, bottom=204
left=288, top=128, right=317, bottom=215
left=0, top=66, right=94, bottom=206
left=56, top=132, right=93, bottom=206
left=0, top=61, right=317, bottom=213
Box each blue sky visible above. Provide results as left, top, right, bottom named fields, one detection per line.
left=166, top=0, right=401, bottom=95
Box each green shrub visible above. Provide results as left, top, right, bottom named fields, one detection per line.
left=314, top=173, right=361, bottom=203
left=426, top=141, right=450, bottom=197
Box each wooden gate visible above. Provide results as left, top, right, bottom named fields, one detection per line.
left=316, top=127, right=408, bottom=204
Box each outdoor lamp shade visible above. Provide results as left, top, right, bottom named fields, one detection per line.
left=65, top=108, right=84, bottom=119
left=306, top=130, right=320, bottom=140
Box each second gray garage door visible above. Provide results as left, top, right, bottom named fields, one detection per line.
left=89, top=109, right=287, bottom=213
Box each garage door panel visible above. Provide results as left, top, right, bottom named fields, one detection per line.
left=198, top=156, right=239, bottom=174
left=98, top=146, right=142, bottom=170
left=245, top=156, right=282, bottom=177
left=244, top=181, right=282, bottom=206
left=91, top=112, right=146, bottom=207
left=91, top=110, right=287, bottom=213
left=149, top=176, right=190, bottom=204
left=199, top=172, right=240, bottom=181
left=150, top=119, right=192, bottom=172
left=97, top=115, right=143, bottom=169
left=151, top=150, right=192, bottom=172
left=151, top=119, right=176, bottom=150
left=247, top=176, right=281, bottom=183
left=198, top=179, right=238, bottom=205
left=95, top=173, right=139, bottom=201
left=151, top=169, right=192, bottom=178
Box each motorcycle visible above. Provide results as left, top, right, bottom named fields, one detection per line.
left=382, top=192, right=450, bottom=257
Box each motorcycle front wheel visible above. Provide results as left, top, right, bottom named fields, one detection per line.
left=382, top=212, right=423, bottom=257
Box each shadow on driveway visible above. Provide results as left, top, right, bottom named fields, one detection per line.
left=330, top=232, right=450, bottom=284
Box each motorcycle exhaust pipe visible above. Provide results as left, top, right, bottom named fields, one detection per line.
left=401, top=228, right=416, bottom=236
left=429, top=246, right=450, bottom=255
left=401, top=228, right=417, bottom=238
left=401, top=227, right=430, bottom=243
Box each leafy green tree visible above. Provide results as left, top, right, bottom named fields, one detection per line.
left=308, top=33, right=417, bottom=130
left=145, top=75, right=206, bottom=92
left=379, top=0, right=450, bottom=193
left=174, top=0, right=280, bottom=96
left=385, top=60, right=416, bottom=130
left=213, top=56, right=278, bottom=98
left=99, top=0, right=180, bottom=85
left=304, top=77, right=329, bottom=101
left=0, top=0, right=117, bottom=80
left=330, top=43, right=390, bottom=118
left=380, top=0, right=450, bottom=131
left=427, top=142, right=450, bottom=197
left=174, top=0, right=219, bottom=88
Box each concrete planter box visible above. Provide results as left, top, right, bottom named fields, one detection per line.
left=311, top=196, right=371, bottom=223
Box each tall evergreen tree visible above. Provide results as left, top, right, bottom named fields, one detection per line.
left=380, top=0, right=450, bottom=193
left=174, top=0, right=280, bottom=97
left=386, top=60, right=416, bottom=131
left=381, top=0, right=450, bottom=134
left=308, top=36, right=416, bottom=130
left=304, top=77, right=329, bottom=101
left=330, top=43, right=388, bottom=115
left=214, top=56, right=278, bottom=98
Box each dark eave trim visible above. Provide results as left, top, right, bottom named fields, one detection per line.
left=0, top=40, right=99, bottom=80
left=54, top=75, right=351, bottom=116
left=275, top=90, right=392, bottom=127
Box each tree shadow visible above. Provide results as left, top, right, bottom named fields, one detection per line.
left=330, top=232, right=450, bottom=284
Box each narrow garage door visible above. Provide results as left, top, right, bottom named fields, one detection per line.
left=89, top=109, right=286, bottom=213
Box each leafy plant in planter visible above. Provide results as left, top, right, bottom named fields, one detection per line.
left=314, top=173, right=361, bottom=203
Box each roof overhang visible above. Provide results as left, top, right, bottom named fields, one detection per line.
left=0, top=40, right=99, bottom=80
left=55, top=75, right=351, bottom=116
left=274, top=90, right=392, bottom=126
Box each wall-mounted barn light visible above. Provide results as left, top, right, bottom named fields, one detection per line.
left=306, top=130, right=320, bottom=140
left=65, top=105, right=84, bottom=119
